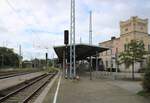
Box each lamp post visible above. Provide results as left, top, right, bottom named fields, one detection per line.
left=64, top=30, right=69, bottom=78
left=0, top=55, right=4, bottom=68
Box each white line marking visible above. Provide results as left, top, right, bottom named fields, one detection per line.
left=53, top=73, right=61, bottom=103
left=33, top=73, right=59, bottom=103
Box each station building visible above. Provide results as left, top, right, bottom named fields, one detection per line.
left=99, top=16, right=150, bottom=72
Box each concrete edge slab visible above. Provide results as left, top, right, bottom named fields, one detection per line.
left=33, top=72, right=60, bottom=103
left=0, top=72, right=45, bottom=91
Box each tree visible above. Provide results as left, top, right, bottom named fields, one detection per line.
left=119, top=40, right=146, bottom=80
left=0, top=47, right=19, bottom=68
left=143, top=57, right=150, bottom=92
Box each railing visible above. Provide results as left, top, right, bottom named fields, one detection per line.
left=93, top=71, right=143, bottom=80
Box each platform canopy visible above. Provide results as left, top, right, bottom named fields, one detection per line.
left=54, top=43, right=109, bottom=62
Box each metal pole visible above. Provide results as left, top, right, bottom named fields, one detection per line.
left=70, top=0, right=73, bottom=79
left=46, top=53, right=48, bottom=69
left=19, top=45, right=22, bottom=69
left=65, top=45, right=68, bottom=78
left=89, top=11, right=92, bottom=45
left=110, top=49, right=113, bottom=75
left=115, top=54, right=118, bottom=73
left=1, top=55, right=4, bottom=67
left=80, top=37, right=82, bottom=43
left=115, top=49, right=119, bottom=73
left=70, top=0, right=76, bottom=79
left=115, top=53, right=118, bottom=80
left=63, top=50, right=66, bottom=78
left=89, top=11, right=93, bottom=80
left=53, top=54, right=55, bottom=68
left=73, top=0, right=76, bottom=78
left=96, top=52, right=98, bottom=71
left=90, top=57, right=92, bottom=80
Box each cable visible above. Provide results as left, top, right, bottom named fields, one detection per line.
left=5, top=0, right=26, bottom=25
left=5, top=0, right=41, bottom=44
left=5, top=0, right=55, bottom=59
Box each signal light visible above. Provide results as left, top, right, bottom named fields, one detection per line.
left=64, top=30, right=69, bottom=45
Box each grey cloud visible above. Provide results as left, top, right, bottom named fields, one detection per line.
left=0, top=0, right=150, bottom=59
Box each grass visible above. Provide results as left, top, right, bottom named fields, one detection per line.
left=44, top=67, right=59, bottom=73
left=137, top=90, right=150, bottom=97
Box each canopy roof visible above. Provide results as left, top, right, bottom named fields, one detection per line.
left=54, top=43, right=109, bottom=62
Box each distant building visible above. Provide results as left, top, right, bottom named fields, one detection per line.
left=22, top=59, right=46, bottom=69
left=22, top=61, right=32, bottom=68
left=99, top=16, right=150, bottom=72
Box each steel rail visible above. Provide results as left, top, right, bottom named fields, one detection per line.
left=22, top=73, right=56, bottom=103
left=0, top=73, right=48, bottom=102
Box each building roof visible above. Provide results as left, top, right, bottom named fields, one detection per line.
left=54, top=43, right=108, bottom=62
left=99, top=37, right=120, bottom=45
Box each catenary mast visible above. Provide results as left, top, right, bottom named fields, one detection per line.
left=70, top=0, right=76, bottom=78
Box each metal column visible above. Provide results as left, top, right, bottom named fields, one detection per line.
left=65, top=44, right=68, bottom=78
left=96, top=52, right=98, bottom=71
left=89, top=11, right=92, bottom=45
left=19, top=45, right=22, bottom=69
left=90, top=57, right=92, bottom=80
left=70, top=0, right=76, bottom=78
left=89, top=11, right=92, bottom=80
left=63, top=50, right=66, bottom=78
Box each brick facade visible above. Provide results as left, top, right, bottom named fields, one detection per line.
left=99, top=16, right=150, bottom=72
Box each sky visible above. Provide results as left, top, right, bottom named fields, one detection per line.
left=0, top=0, right=150, bottom=60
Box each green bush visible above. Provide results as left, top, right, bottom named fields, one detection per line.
left=143, top=59, right=150, bottom=92
left=47, top=67, right=59, bottom=73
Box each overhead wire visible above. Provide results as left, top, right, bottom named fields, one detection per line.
left=5, top=0, right=44, bottom=58
left=5, top=0, right=55, bottom=59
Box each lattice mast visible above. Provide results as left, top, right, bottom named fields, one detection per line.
left=89, top=11, right=93, bottom=80
left=89, top=11, right=92, bottom=45
left=70, top=0, right=76, bottom=78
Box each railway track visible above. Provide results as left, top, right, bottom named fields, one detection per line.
left=0, top=73, right=56, bottom=103
left=0, top=72, right=33, bottom=79
left=0, top=70, right=41, bottom=79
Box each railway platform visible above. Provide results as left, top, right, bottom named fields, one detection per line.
left=0, top=72, right=44, bottom=91
left=43, top=73, right=149, bottom=103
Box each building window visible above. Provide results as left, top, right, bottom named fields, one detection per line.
left=126, top=38, right=128, bottom=42
left=124, top=44, right=127, bottom=51
left=125, top=28, right=128, bottom=31
left=140, top=61, right=143, bottom=68
left=148, top=44, right=150, bottom=52
left=111, top=49, right=112, bottom=55
left=141, top=27, right=143, bottom=30
left=106, top=61, right=108, bottom=67
left=116, top=48, right=118, bottom=54
left=111, top=60, right=113, bottom=68
left=124, top=44, right=129, bottom=51
left=106, top=51, right=107, bottom=55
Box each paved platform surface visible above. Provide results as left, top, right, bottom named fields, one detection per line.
left=0, top=72, right=44, bottom=90
left=107, top=80, right=143, bottom=94
left=53, top=75, right=149, bottom=103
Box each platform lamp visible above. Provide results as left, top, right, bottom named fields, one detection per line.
left=64, top=30, right=69, bottom=78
